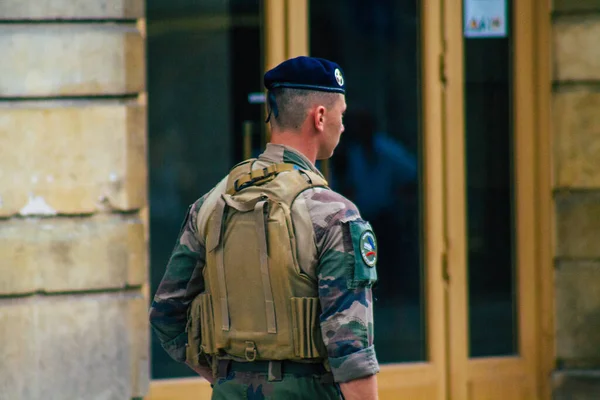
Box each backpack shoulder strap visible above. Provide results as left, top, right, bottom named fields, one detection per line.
left=275, top=168, right=330, bottom=206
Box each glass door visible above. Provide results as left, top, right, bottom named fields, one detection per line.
left=309, top=0, right=447, bottom=398
left=146, top=0, right=265, bottom=398
left=445, top=0, right=541, bottom=398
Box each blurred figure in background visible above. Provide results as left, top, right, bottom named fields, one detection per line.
left=331, top=110, right=418, bottom=301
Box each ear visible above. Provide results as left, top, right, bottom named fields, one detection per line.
left=313, top=105, right=326, bottom=132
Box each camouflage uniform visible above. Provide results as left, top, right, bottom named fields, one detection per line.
left=150, top=144, right=379, bottom=399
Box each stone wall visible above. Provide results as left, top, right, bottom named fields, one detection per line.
left=0, top=1, right=149, bottom=399
left=552, top=1, right=600, bottom=398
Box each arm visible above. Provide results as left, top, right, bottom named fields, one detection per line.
left=303, top=189, right=380, bottom=398
left=340, top=374, right=379, bottom=400
left=149, top=197, right=207, bottom=365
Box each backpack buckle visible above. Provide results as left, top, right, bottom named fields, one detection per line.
left=244, top=341, right=257, bottom=362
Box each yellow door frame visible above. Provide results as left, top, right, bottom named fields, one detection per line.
left=444, top=0, right=554, bottom=399
left=264, top=0, right=308, bottom=70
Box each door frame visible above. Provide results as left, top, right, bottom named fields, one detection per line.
left=444, top=0, right=554, bottom=399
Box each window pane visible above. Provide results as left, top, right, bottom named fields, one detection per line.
left=147, top=0, right=263, bottom=379
left=463, top=0, right=518, bottom=357
left=310, top=0, right=425, bottom=363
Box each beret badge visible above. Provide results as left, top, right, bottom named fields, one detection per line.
left=334, top=68, right=344, bottom=87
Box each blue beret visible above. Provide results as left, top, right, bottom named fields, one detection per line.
left=264, top=56, right=345, bottom=94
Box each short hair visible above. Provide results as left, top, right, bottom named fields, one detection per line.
left=269, top=88, right=340, bottom=130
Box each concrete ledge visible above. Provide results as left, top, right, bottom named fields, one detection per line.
left=0, top=214, right=147, bottom=295
left=555, top=261, right=600, bottom=362
left=554, top=0, right=600, bottom=13
left=0, top=0, right=144, bottom=20
left=554, top=89, right=600, bottom=188
left=555, top=191, right=600, bottom=259
left=553, top=370, right=600, bottom=400
left=0, top=24, right=144, bottom=97
left=554, top=15, right=600, bottom=82
left=0, top=292, right=149, bottom=399
left=0, top=101, right=147, bottom=216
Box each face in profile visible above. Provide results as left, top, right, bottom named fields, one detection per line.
left=316, top=94, right=347, bottom=160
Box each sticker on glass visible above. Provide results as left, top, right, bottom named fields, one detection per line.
left=464, top=0, right=507, bottom=38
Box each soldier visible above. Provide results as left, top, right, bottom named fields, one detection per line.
left=150, top=56, right=380, bottom=400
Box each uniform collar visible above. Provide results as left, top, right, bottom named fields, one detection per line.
left=258, top=143, right=325, bottom=179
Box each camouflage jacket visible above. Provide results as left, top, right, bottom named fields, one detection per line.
left=149, top=143, right=380, bottom=383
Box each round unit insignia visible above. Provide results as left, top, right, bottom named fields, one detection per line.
left=359, top=231, right=377, bottom=267
left=334, top=68, right=344, bottom=86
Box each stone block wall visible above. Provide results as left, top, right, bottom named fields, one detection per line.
left=552, top=1, right=600, bottom=398
left=0, top=1, right=149, bottom=399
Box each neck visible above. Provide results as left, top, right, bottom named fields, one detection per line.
left=270, top=130, right=318, bottom=165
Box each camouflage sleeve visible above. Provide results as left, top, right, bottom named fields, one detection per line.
left=149, top=196, right=207, bottom=363
left=301, top=187, right=380, bottom=383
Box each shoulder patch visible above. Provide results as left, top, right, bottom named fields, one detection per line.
left=348, top=220, right=378, bottom=288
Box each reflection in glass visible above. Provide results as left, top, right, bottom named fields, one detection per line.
left=310, top=0, right=425, bottom=363
left=147, top=1, right=262, bottom=379
left=464, top=0, right=517, bottom=357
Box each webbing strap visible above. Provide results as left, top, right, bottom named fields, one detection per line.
left=223, top=194, right=264, bottom=212
left=228, top=163, right=296, bottom=194
left=207, top=196, right=225, bottom=253
left=211, top=196, right=230, bottom=331
left=254, top=200, right=277, bottom=334
left=216, top=245, right=230, bottom=332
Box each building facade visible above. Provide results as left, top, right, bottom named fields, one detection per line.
left=0, top=1, right=149, bottom=400
left=1, top=0, right=599, bottom=399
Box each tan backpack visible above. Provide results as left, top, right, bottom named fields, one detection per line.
left=186, top=160, right=330, bottom=371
